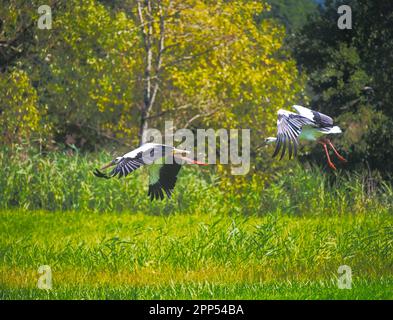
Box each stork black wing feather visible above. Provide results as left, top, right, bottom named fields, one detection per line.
left=93, top=168, right=110, bottom=179
left=272, top=112, right=314, bottom=160
left=158, top=186, right=164, bottom=200
left=110, top=157, right=145, bottom=178
left=148, top=156, right=182, bottom=201
left=293, top=138, right=298, bottom=157
left=287, top=134, right=293, bottom=160
left=272, top=135, right=282, bottom=158
left=280, top=135, right=287, bottom=160
left=94, top=156, right=146, bottom=180
left=312, top=110, right=333, bottom=128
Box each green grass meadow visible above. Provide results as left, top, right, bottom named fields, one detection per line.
left=0, top=151, right=392, bottom=299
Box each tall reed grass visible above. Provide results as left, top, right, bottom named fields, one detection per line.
left=0, top=147, right=392, bottom=215
left=1, top=148, right=392, bottom=299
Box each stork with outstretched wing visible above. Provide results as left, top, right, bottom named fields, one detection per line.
left=93, top=143, right=206, bottom=200
left=266, top=105, right=347, bottom=170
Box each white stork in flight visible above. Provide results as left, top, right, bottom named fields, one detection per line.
left=93, top=143, right=206, bottom=200
left=266, top=105, right=347, bottom=170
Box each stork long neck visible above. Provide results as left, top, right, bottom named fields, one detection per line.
left=266, top=137, right=277, bottom=144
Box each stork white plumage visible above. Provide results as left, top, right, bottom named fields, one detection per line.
left=93, top=143, right=206, bottom=200
left=266, top=105, right=347, bottom=170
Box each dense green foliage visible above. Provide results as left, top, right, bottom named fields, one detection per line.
left=0, top=0, right=302, bottom=150
left=1, top=209, right=392, bottom=299
left=1, top=149, right=392, bottom=214
left=264, top=0, right=318, bottom=32
left=3, top=0, right=392, bottom=177
left=3, top=281, right=392, bottom=300
left=1, top=0, right=393, bottom=300
left=292, top=1, right=393, bottom=175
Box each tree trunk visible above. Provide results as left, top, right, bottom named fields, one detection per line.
left=136, top=0, right=166, bottom=145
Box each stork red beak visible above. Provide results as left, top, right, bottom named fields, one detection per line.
left=188, top=159, right=208, bottom=166
left=175, top=155, right=208, bottom=166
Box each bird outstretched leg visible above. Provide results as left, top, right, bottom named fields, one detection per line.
left=324, top=139, right=347, bottom=163
left=318, top=141, right=337, bottom=170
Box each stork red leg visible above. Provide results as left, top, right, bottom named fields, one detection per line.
left=319, top=141, right=337, bottom=170
left=325, top=139, right=347, bottom=163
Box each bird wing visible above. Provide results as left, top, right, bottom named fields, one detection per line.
left=273, top=110, right=314, bottom=160
left=109, top=157, right=146, bottom=178
left=292, top=105, right=333, bottom=128
left=148, top=156, right=182, bottom=201
left=99, top=145, right=171, bottom=179
left=122, top=143, right=172, bottom=164
left=93, top=168, right=111, bottom=179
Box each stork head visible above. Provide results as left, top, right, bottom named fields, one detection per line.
left=172, top=148, right=208, bottom=166
left=100, top=157, right=122, bottom=170
left=172, top=147, right=190, bottom=157
left=265, top=137, right=277, bottom=144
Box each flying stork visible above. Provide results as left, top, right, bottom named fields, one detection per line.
left=265, top=105, right=347, bottom=170
left=93, top=143, right=206, bottom=200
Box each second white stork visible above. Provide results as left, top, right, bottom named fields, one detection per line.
left=265, top=105, right=347, bottom=170
left=93, top=143, right=206, bottom=200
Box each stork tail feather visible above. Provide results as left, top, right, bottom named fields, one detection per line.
left=93, top=169, right=110, bottom=179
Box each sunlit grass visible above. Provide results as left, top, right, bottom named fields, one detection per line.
left=1, top=209, right=392, bottom=299
left=1, top=148, right=393, bottom=216
left=0, top=149, right=392, bottom=299
left=2, top=280, right=392, bottom=300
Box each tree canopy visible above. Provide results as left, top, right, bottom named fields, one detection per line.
left=3, top=0, right=392, bottom=179
left=1, top=0, right=302, bottom=157
left=291, top=0, right=393, bottom=175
